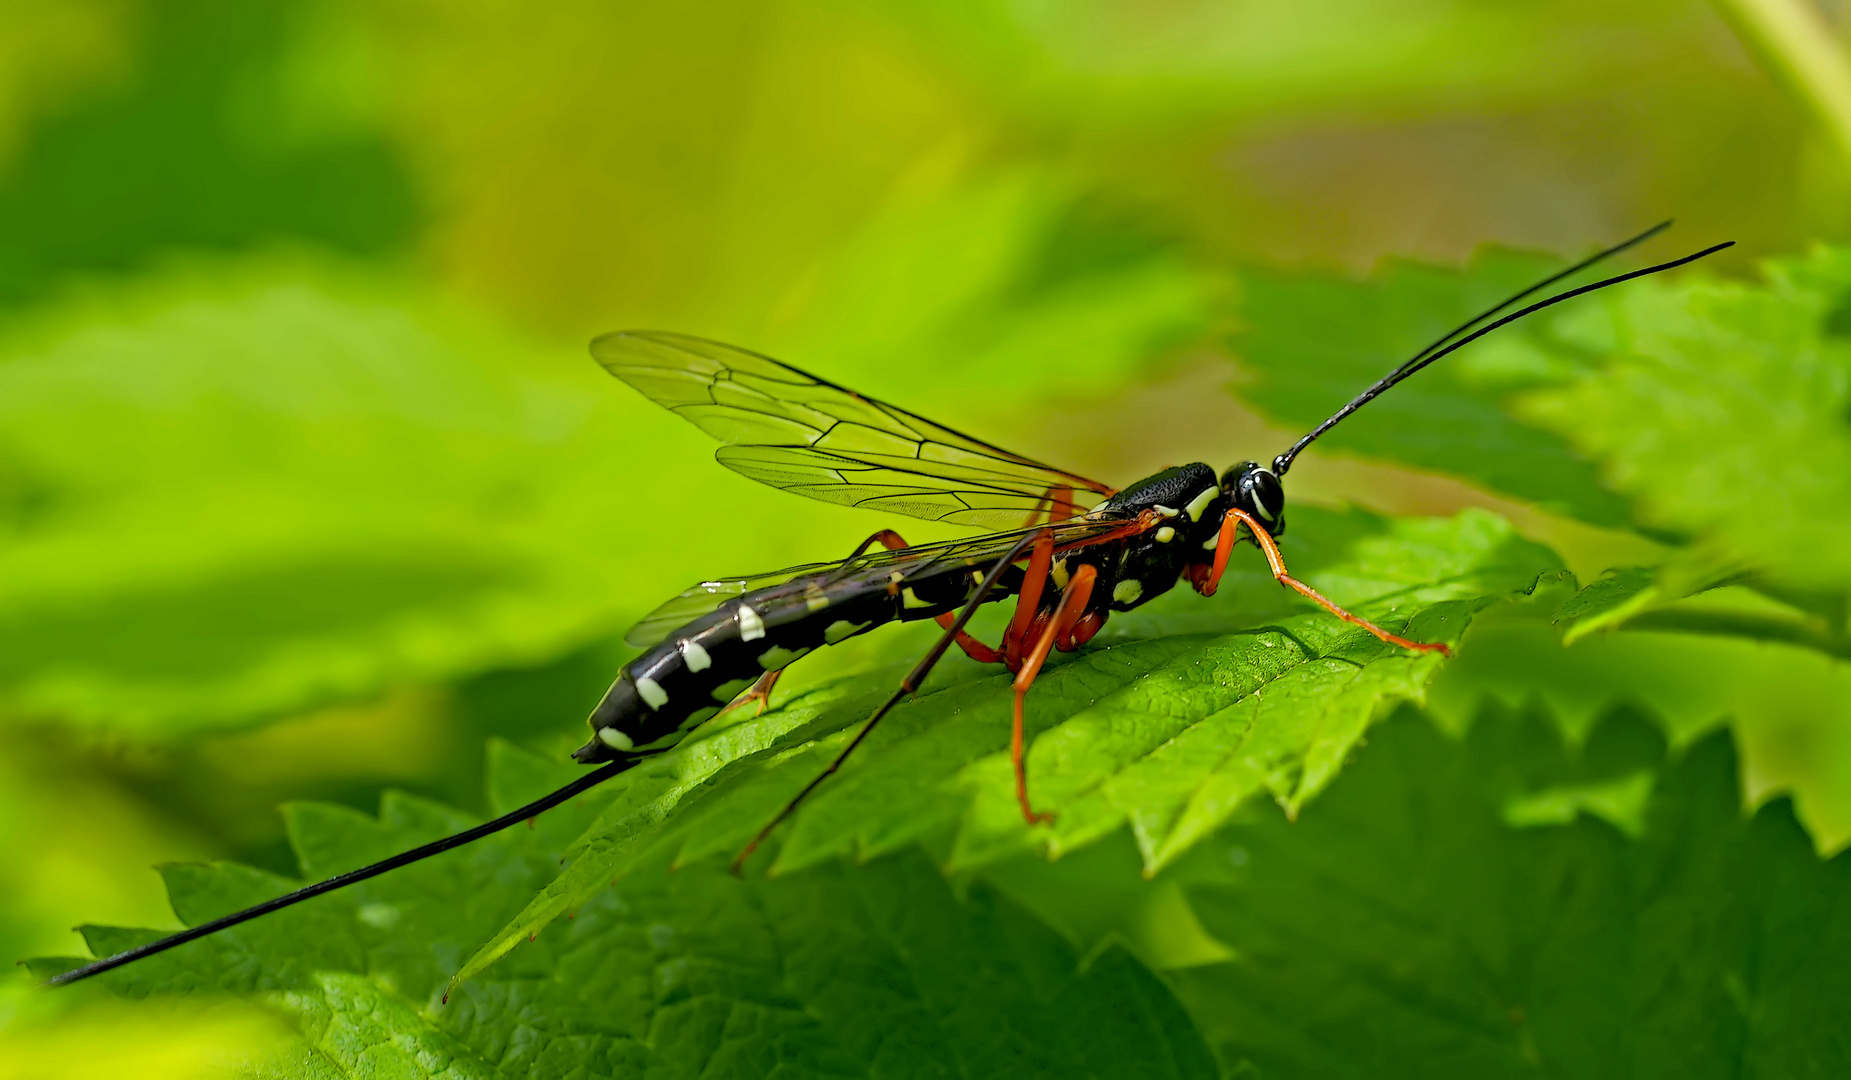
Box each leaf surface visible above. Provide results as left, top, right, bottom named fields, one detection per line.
left=1166, top=708, right=1851, bottom=1078
left=35, top=743, right=1216, bottom=1080
left=1518, top=246, right=1851, bottom=594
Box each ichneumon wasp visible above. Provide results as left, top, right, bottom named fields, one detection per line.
left=44, top=222, right=1732, bottom=988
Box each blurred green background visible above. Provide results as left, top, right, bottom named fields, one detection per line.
left=4, top=0, right=1851, bottom=1071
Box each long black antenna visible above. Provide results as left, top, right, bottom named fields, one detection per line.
left=1374, top=220, right=1670, bottom=390
left=1271, top=225, right=1731, bottom=476
left=41, top=760, right=630, bottom=988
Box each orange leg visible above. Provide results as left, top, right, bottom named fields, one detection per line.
left=1195, top=509, right=1450, bottom=657
left=718, top=670, right=782, bottom=716
left=861, top=528, right=912, bottom=557
left=936, top=611, right=1003, bottom=663
left=1010, top=563, right=1098, bottom=825
left=1003, top=529, right=1055, bottom=670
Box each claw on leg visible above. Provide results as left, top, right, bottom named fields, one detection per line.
left=719, top=670, right=783, bottom=716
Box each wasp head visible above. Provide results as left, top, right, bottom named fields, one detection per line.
left=1221, top=460, right=1285, bottom=537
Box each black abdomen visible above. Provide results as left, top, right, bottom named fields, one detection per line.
left=573, top=556, right=1009, bottom=764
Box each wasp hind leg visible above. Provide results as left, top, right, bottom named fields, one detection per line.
left=1009, top=562, right=1098, bottom=825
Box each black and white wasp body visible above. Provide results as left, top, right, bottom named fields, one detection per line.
left=569, top=331, right=1310, bottom=793
left=46, top=224, right=1733, bottom=987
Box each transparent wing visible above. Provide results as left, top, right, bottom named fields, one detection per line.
left=623, top=517, right=1139, bottom=647
left=593, top=331, right=1116, bottom=529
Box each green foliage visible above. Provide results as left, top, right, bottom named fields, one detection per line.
left=0, top=0, right=417, bottom=306
left=0, top=260, right=647, bottom=735
left=36, top=744, right=1215, bottom=1080
left=1167, top=709, right=1851, bottom=1078
left=12, top=3, right=1851, bottom=1074
left=1519, top=246, right=1851, bottom=594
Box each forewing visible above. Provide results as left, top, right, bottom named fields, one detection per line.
left=623, top=517, right=1137, bottom=647
left=593, top=331, right=1114, bottom=528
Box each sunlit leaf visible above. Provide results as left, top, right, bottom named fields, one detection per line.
left=1518, top=246, right=1851, bottom=595
left=0, top=257, right=868, bottom=738
left=0, top=975, right=283, bottom=1080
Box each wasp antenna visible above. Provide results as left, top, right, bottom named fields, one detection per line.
left=1271, top=224, right=1725, bottom=476
left=41, top=761, right=631, bottom=988
left=1374, top=220, right=1671, bottom=388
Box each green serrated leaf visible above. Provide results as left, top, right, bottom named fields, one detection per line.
left=1165, top=708, right=1851, bottom=1077
left=1428, top=609, right=1851, bottom=852
left=1553, top=565, right=1661, bottom=640
left=37, top=756, right=1216, bottom=1080
left=1518, top=245, right=1851, bottom=595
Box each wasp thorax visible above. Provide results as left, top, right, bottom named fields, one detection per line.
left=1222, top=461, right=1286, bottom=537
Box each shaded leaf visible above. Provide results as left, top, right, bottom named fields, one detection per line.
left=36, top=745, right=1215, bottom=1080
left=1166, top=708, right=1851, bottom=1078
left=1428, top=610, right=1851, bottom=853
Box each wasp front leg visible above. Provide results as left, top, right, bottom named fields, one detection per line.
left=1190, top=508, right=1450, bottom=656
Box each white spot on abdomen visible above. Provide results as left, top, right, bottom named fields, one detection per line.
left=635, top=676, right=669, bottom=709
left=738, top=605, right=766, bottom=641
left=1155, top=526, right=1175, bottom=543
left=805, top=584, right=829, bottom=612
left=902, top=587, right=932, bottom=609
left=678, top=639, right=712, bottom=672
left=1113, top=578, right=1144, bottom=604
left=598, top=727, right=635, bottom=751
